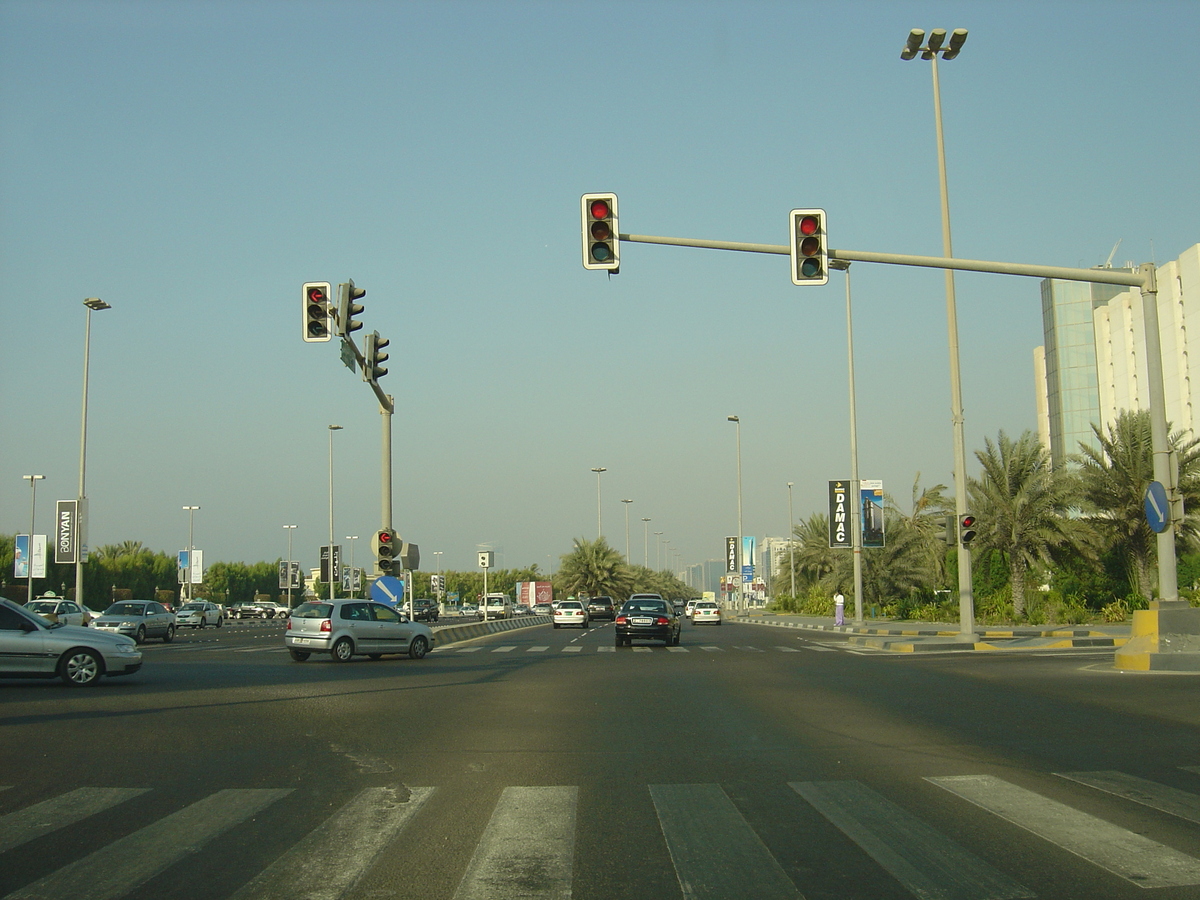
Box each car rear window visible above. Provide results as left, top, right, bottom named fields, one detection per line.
left=626, top=601, right=667, bottom=613
left=292, top=602, right=332, bottom=619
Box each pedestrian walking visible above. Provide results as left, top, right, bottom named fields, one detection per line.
left=834, top=591, right=845, bottom=626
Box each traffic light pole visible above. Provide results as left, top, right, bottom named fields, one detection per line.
left=616, top=231, right=1175, bottom=630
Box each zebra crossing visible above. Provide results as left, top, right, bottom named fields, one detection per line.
left=3, top=767, right=1200, bottom=898
left=436, top=642, right=852, bottom=655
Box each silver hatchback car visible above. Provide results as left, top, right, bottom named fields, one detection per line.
left=285, top=599, right=434, bottom=663
left=0, top=598, right=142, bottom=686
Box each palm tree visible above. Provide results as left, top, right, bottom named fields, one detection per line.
left=889, top=473, right=955, bottom=586
left=556, top=537, right=634, bottom=601
left=969, top=429, right=1081, bottom=618
left=1075, top=409, right=1200, bottom=600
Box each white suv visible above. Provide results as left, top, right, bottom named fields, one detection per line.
left=481, top=594, right=512, bottom=620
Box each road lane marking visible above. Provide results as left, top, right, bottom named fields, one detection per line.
left=733, top=646, right=764, bottom=652
left=528, top=646, right=549, bottom=652
left=667, top=647, right=689, bottom=653
left=5, top=788, right=291, bottom=900
left=230, top=785, right=433, bottom=900
left=804, top=644, right=838, bottom=651
left=1056, top=771, right=1200, bottom=825
left=491, top=646, right=516, bottom=653
left=792, top=780, right=1032, bottom=900
left=928, top=774, right=1200, bottom=888
left=633, top=647, right=651, bottom=652
left=699, top=646, right=722, bottom=652
left=650, top=783, right=801, bottom=899
left=453, top=786, right=576, bottom=900
left=456, top=647, right=483, bottom=653
left=562, top=646, right=582, bottom=653
left=775, top=647, right=802, bottom=652
left=0, top=788, right=150, bottom=855
left=598, top=646, right=615, bottom=652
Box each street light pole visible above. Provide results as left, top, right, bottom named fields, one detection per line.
left=621, top=499, right=633, bottom=561
left=728, top=415, right=743, bottom=611
left=654, top=532, right=663, bottom=570
left=591, top=467, right=606, bottom=540
left=787, top=482, right=795, bottom=599
left=641, top=518, right=651, bottom=568
left=77, top=298, right=110, bottom=611
left=345, top=535, right=358, bottom=596
left=283, top=525, right=297, bottom=608
left=328, top=425, right=342, bottom=602
left=23, top=475, right=44, bottom=603
left=901, top=27, right=975, bottom=639
left=831, top=260, right=866, bottom=624
left=182, top=505, right=199, bottom=603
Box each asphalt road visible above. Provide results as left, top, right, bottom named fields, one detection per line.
left=2, top=616, right=1200, bottom=899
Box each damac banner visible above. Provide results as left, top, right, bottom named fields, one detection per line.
left=828, top=481, right=851, bottom=548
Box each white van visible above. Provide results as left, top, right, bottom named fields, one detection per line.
left=481, top=594, right=512, bottom=620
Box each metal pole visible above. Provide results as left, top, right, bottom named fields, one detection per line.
left=381, top=397, right=393, bottom=531
left=591, top=467, right=606, bottom=539
left=622, top=499, right=633, bottom=561
left=729, top=416, right=743, bottom=611
left=346, top=536, right=358, bottom=597
left=834, top=262, right=866, bottom=624
left=24, top=475, right=44, bottom=603
left=642, top=518, right=651, bottom=567
left=328, top=425, right=342, bottom=602
left=655, top=532, right=663, bottom=569
left=77, top=299, right=109, bottom=610
left=284, top=525, right=296, bottom=608
left=787, top=482, right=795, bottom=598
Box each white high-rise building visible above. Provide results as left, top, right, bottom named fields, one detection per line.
left=1036, top=243, right=1200, bottom=466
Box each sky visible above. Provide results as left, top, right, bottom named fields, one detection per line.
left=1, top=0, right=1197, bottom=584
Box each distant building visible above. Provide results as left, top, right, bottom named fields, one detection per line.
left=1036, top=243, right=1199, bottom=466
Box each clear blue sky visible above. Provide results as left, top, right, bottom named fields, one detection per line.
left=2, top=0, right=1197, bottom=579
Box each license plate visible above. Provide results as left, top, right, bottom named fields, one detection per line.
left=292, top=638, right=311, bottom=645
left=632, top=617, right=653, bottom=625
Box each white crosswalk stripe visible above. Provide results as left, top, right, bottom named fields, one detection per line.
left=4, top=788, right=291, bottom=900
left=4, top=768, right=1199, bottom=899
left=928, top=773, right=1200, bottom=888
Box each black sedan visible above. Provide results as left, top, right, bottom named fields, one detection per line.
left=614, top=596, right=680, bottom=647
left=586, top=596, right=616, bottom=621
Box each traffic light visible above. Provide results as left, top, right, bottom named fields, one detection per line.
left=336, top=280, right=366, bottom=337
left=789, top=209, right=828, bottom=286
left=363, top=331, right=389, bottom=382
left=959, top=514, right=978, bottom=546
left=938, top=515, right=956, bottom=545
left=373, top=529, right=399, bottom=575
left=302, top=282, right=333, bottom=342
left=581, top=193, right=619, bottom=272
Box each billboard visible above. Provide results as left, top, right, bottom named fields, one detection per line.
left=828, top=481, right=851, bottom=548
left=14, top=535, right=47, bottom=579
left=860, top=480, right=885, bottom=548
left=55, top=500, right=79, bottom=564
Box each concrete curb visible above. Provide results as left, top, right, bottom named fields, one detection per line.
left=737, top=615, right=1129, bottom=654
left=433, top=616, right=550, bottom=647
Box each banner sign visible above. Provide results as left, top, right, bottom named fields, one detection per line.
left=55, top=500, right=79, bottom=564
left=861, top=479, right=885, bottom=548
left=14, top=535, right=45, bottom=578
left=741, top=535, right=756, bottom=583
left=725, top=537, right=738, bottom=574
left=828, top=481, right=851, bottom=548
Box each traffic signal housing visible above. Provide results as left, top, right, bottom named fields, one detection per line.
left=789, top=209, right=828, bottom=286
left=959, top=514, right=978, bottom=546
left=581, top=193, right=619, bottom=272
left=938, top=514, right=956, bottom=545
left=302, top=282, right=333, bottom=342
left=336, top=280, right=366, bottom=337
left=372, top=529, right=399, bottom=575
left=363, top=332, right=389, bottom=383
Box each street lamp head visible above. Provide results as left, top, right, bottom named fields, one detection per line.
left=943, top=28, right=968, bottom=60
left=283, top=524, right=297, bottom=529
left=591, top=466, right=606, bottom=474
left=83, top=298, right=111, bottom=311
left=829, top=258, right=850, bottom=271
left=926, top=28, right=946, bottom=56
left=727, top=415, right=739, bottom=423
left=183, top=505, right=199, bottom=511
left=622, top=498, right=633, bottom=504
left=329, top=424, right=343, bottom=432
left=901, top=28, right=924, bottom=60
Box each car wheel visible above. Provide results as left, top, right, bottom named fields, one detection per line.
left=163, top=624, right=176, bottom=643
left=288, top=649, right=310, bottom=662
left=216, top=617, right=223, bottom=628
left=134, top=625, right=146, bottom=645
left=331, top=637, right=354, bottom=662
left=198, top=617, right=206, bottom=629
left=60, top=648, right=103, bottom=686
left=615, top=635, right=624, bottom=648
left=409, top=635, right=430, bottom=659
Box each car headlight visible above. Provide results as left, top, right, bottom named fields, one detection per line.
left=116, top=642, right=138, bottom=653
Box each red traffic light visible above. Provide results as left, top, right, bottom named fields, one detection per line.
left=582, top=193, right=619, bottom=271
left=307, top=285, right=327, bottom=304
left=960, top=515, right=976, bottom=528
left=589, top=199, right=610, bottom=220
left=798, top=215, right=819, bottom=237
left=378, top=530, right=393, bottom=544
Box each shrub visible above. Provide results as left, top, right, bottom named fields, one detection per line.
left=1101, top=598, right=1130, bottom=622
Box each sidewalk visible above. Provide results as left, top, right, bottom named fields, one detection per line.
left=736, top=612, right=1131, bottom=653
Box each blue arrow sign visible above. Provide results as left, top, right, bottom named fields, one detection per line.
left=1144, top=480, right=1169, bottom=533
left=370, top=575, right=406, bottom=606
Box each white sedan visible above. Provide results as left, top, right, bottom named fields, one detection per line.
left=176, top=601, right=224, bottom=628
left=25, top=598, right=91, bottom=627
left=691, top=601, right=723, bottom=625
left=553, top=600, right=589, bottom=629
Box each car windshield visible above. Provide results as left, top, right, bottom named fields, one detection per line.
left=27, top=602, right=58, bottom=613
left=181, top=603, right=205, bottom=611
left=292, top=602, right=332, bottom=619
left=106, top=603, right=146, bottom=616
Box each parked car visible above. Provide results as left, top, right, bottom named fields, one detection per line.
left=90, top=600, right=176, bottom=644
left=0, top=598, right=142, bottom=686
left=25, top=597, right=91, bottom=627
left=175, top=601, right=224, bottom=629
left=691, top=601, right=723, bottom=625
left=553, top=600, right=589, bottom=629
left=230, top=600, right=284, bottom=619
left=615, top=595, right=680, bottom=647
left=412, top=599, right=440, bottom=622
left=585, top=596, right=616, bottom=621
left=285, top=599, right=434, bottom=663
